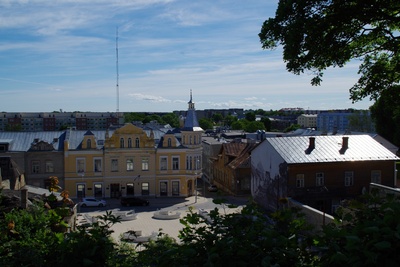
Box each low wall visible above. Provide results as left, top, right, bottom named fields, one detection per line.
left=287, top=198, right=335, bottom=232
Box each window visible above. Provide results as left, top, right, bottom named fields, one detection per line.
left=168, top=138, right=172, bottom=147
left=296, top=174, right=304, bottom=188
left=128, top=138, right=132, bottom=148
left=160, top=181, right=168, bottom=196
left=172, top=181, right=180, bottom=196
left=45, top=160, right=54, bottom=173
left=142, top=158, right=149, bottom=171
left=316, top=172, right=324, bottom=186
left=141, top=182, right=149, bottom=195
left=94, top=158, right=102, bottom=172
left=371, top=170, right=381, bottom=184
left=76, top=158, right=85, bottom=173
left=126, top=159, right=134, bottom=171
left=120, top=138, right=125, bottom=148
left=135, top=138, right=140, bottom=148
left=111, top=159, right=118, bottom=172
left=344, top=171, right=354, bottom=186
left=32, top=161, right=40, bottom=174
left=172, top=157, right=179, bottom=170
left=87, top=139, right=92, bottom=149
left=160, top=157, right=167, bottom=170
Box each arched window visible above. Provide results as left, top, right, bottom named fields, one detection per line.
left=120, top=138, right=124, bottom=148
left=87, top=139, right=91, bottom=149
left=128, top=138, right=132, bottom=148
left=135, top=138, right=140, bottom=148
left=167, top=138, right=172, bottom=147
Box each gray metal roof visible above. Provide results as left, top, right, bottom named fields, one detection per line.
left=266, top=135, right=399, bottom=164
left=0, top=131, right=65, bottom=151
left=66, top=130, right=109, bottom=149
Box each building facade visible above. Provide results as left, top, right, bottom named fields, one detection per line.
left=251, top=135, right=399, bottom=214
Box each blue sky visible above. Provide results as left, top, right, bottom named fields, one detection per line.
left=0, top=0, right=373, bottom=113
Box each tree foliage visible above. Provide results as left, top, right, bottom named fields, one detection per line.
left=317, top=191, right=400, bottom=266
left=3, top=191, right=400, bottom=266
left=199, top=118, right=213, bottom=130
left=370, top=86, right=400, bottom=147
left=259, top=0, right=400, bottom=102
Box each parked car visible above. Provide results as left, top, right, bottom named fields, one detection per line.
left=208, top=185, right=218, bottom=192
left=120, top=196, right=149, bottom=206
left=80, top=197, right=107, bottom=207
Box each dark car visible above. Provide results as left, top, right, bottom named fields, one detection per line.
left=120, top=196, right=149, bottom=206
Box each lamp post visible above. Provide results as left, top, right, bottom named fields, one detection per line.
left=195, top=159, right=200, bottom=203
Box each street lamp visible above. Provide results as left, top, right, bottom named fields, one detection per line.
left=195, top=158, right=200, bottom=203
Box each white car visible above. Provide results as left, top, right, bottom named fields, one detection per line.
left=80, top=197, right=107, bottom=207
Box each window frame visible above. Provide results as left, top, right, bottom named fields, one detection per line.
left=371, top=170, right=381, bottom=184
left=111, top=159, right=118, bottom=172
left=94, top=158, right=102, bottom=173
left=45, top=160, right=54, bottom=173
left=160, top=157, right=168, bottom=171
left=316, top=172, right=324, bottom=186
left=296, top=174, right=304, bottom=188
left=172, top=157, right=179, bottom=170
left=141, top=158, right=149, bottom=171
left=76, top=158, right=85, bottom=173
left=32, top=161, right=40, bottom=174
left=126, top=158, right=134, bottom=171
left=344, top=171, right=354, bottom=187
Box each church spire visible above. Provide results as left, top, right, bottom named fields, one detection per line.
left=188, top=89, right=195, bottom=110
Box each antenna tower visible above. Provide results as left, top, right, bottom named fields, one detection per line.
left=116, top=27, right=120, bottom=117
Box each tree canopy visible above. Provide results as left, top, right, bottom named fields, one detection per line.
left=259, top=0, right=400, bottom=102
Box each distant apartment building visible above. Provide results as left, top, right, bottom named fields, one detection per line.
left=317, top=109, right=375, bottom=133
left=297, top=114, right=317, bottom=128
left=0, top=112, right=123, bottom=131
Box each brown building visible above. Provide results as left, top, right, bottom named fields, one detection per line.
left=251, top=135, right=399, bottom=214
left=212, top=140, right=258, bottom=196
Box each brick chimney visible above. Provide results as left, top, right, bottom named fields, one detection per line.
left=309, top=137, right=315, bottom=149
left=339, top=136, right=349, bottom=154
left=342, top=137, right=349, bottom=149
left=305, top=137, right=315, bottom=154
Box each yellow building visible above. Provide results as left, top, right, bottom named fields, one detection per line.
left=64, top=92, right=203, bottom=199
left=103, top=123, right=156, bottom=198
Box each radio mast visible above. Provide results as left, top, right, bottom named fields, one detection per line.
left=116, top=27, right=120, bottom=117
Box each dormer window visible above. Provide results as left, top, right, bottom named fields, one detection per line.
left=87, top=139, right=92, bottom=149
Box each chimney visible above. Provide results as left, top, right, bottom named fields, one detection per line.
left=309, top=137, right=315, bottom=149
left=339, top=136, right=349, bottom=154
left=305, top=137, right=315, bottom=154
left=342, top=137, right=349, bottom=149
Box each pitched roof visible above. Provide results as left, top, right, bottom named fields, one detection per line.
left=266, top=135, right=399, bottom=164
left=228, top=143, right=258, bottom=169
left=0, top=131, right=65, bottom=151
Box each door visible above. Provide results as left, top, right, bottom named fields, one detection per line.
left=110, top=183, right=120, bottom=198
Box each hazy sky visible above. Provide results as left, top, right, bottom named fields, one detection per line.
left=0, top=0, right=373, bottom=113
